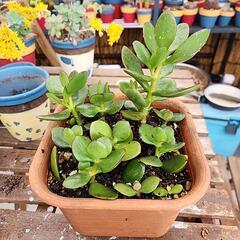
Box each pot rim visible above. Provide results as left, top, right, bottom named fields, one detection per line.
left=29, top=98, right=210, bottom=211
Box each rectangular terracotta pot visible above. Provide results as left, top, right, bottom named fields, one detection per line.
left=29, top=98, right=210, bottom=238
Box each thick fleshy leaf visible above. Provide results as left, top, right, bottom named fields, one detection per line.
left=46, top=76, right=64, bottom=95
left=71, top=125, right=83, bottom=136
left=97, top=137, right=113, bottom=155
left=105, top=100, right=124, bottom=115
left=124, top=101, right=138, bottom=111
left=52, top=127, right=70, bottom=148
left=155, top=11, right=177, bottom=49
left=165, top=29, right=210, bottom=64
left=90, top=120, right=112, bottom=140
left=115, top=141, right=141, bottom=161
left=121, top=46, right=143, bottom=74
left=124, top=69, right=151, bottom=82
left=133, top=41, right=151, bottom=67
left=122, top=160, right=145, bottom=183
left=139, top=124, right=167, bottom=146
left=89, top=182, right=118, bottom=200
left=169, top=184, right=184, bottom=194
left=153, top=85, right=198, bottom=98
left=90, top=92, right=114, bottom=105
left=46, top=93, right=63, bottom=104
left=59, top=71, right=69, bottom=87
left=154, top=109, right=174, bottom=122
left=153, top=186, right=168, bottom=197
left=168, top=23, right=189, bottom=53
left=72, top=136, right=92, bottom=162
left=63, top=128, right=75, bottom=145
left=162, top=154, right=188, bottom=173
left=162, top=126, right=175, bottom=144
left=157, top=142, right=185, bottom=156
left=51, top=146, right=60, bottom=180
left=143, top=22, right=158, bottom=53
left=156, top=78, right=177, bottom=92
left=78, top=161, right=91, bottom=170
left=88, top=82, right=105, bottom=97
left=141, top=176, right=160, bottom=194
left=73, top=85, right=88, bottom=106
left=87, top=138, right=112, bottom=159
left=66, top=71, right=88, bottom=95
left=122, top=110, right=145, bottom=121
left=171, top=113, right=185, bottom=122
left=99, top=149, right=125, bottom=173
left=138, top=156, right=162, bottom=167
left=77, top=104, right=100, bottom=117
left=113, top=183, right=137, bottom=197
left=159, top=64, right=175, bottom=78
left=125, top=89, right=146, bottom=109
left=113, top=121, right=132, bottom=142
left=63, top=172, right=91, bottom=189
left=38, top=109, right=71, bottom=121
left=150, top=47, right=168, bottom=69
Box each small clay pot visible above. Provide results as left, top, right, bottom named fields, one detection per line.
left=103, top=0, right=123, bottom=19
left=218, top=9, right=235, bottom=27
left=100, top=8, right=115, bottom=23
left=182, top=7, right=198, bottom=26
left=137, top=8, right=152, bottom=25
left=199, top=7, right=221, bottom=28
left=121, top=5, right=137, bottom=23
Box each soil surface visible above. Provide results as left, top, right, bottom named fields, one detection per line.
left=48, top=110, right=192, bottom=199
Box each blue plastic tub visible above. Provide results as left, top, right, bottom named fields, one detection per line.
left=0, top=63, right=48, bottom=106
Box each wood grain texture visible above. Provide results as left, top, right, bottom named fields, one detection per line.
left=0, top=209, right=239, bottom=240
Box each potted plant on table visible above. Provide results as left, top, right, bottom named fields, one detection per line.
left=182, top=2, right=198, bottom=26
left=103, top=0, right=123, bottom=19
left=199, top=0, right=221, bottom=28
left=100, top=4, right=115, bottom=22
left=0, top=1, right=48, bottom=66
left=30, top=12, right=210, bottom=238
left=163, top=5, right=183, bottom=23
left=121, top=1, right=137, bottom=23
left=218, top=6, right=235, bottom=27
left=137, top=0, right=152, bottom=25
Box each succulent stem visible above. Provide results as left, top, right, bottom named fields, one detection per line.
left=69, top=96, right=82, bottom=125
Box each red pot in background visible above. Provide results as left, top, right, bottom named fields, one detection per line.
left=181, top=8, right=198, bottom=26
left=196, top=0, right=205, bottom=8
left=121, top=5, right=137, bottom=23
left=113, top=3, right=122, bottom=18
left=37, top=18, right=46, bottom=30
left=100, top=13, right=114, bottom=23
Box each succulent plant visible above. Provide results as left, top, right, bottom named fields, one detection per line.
left=120, top=12, right=210, bottom=122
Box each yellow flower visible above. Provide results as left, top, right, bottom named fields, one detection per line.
left=89, top=18, right=104, bottom=37
left=106, top=23, right=123, bottom=46
left=0, top=22, right=26, bottom=61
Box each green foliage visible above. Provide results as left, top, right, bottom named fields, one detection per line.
left=139, top=124, right=184, bottom=157
left=50, top=146, right=60, bottom=180
left=162, top=154, right=188, bottom=173
left=39, top=71, right=88, bottom=125
left=122, top=160, right=145, bottom=183
left=154, top=109, right=185, bottom=123
left=77, top=82, right=124, bottom=117
left=89, top=182, right=118, bottom=200
left=121, top=11, right=210, bottom=122
left=153, top=184, right=183, bottom=197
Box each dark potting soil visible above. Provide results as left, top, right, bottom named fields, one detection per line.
left=48, top=110, right=192, bottom=199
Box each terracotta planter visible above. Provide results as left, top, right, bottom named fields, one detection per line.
left=0, top=36, right=36, bottom=67
left=199, top=8, right=221, bottom=28
left=29, top=98, right=210, bottom=238
left=121, top=5, right=137, bottom=23
left=181, top=8, right=198, bottom=26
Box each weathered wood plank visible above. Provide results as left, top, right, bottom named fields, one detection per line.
left=209, top=160, right=225, bottom=187
left=0, top=209, right=239, bottom=240
left=0, top=175, right=233, bottom=219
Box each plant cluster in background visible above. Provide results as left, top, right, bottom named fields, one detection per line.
left=40, top=12, right=209, bottom=200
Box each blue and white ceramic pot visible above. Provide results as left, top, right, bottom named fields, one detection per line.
left=51, top=33, right=95, bottom=77
left=0, top=62, right=50, bottom=141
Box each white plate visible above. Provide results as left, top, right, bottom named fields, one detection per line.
left=204, top=84, right=240, bottom=109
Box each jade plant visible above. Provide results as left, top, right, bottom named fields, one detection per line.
left=42, top=11, right=209, bottom=200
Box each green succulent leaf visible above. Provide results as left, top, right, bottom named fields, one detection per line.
left=154, top=109, right=174, bottom=122
left=163, top=126, right=175, bottom=144
left=157, top=142, right=185, bottom=156
left=171, top=113, right=185, bottom=122
left=122, top=160, right=145, bottom=183
left=51, top=146, right=60, bottom=180
left=73, top=85, right=88, bottom=106
left=113, top=121, right=132, bottom=142
left=139, top=124, right=167, bottom=147
left=115, top=141, right=141, bottom=161
left=72, top=136, right=93, bottom=162
left=59, top=71, right=69, bottom=87
left=90, top=92, right=114, bottom=105
left=155, top=11, right=177, bottom=49
left=99, top=149, right=125, bottom=173
left=168, top=23, right=189, bottom=53
left=105, top=100, right=124, bottom=115
left=150, top=47, right=168, bottom=69
left=78, top=161, right=91, bottom=170
left=66, top=71, right=88, bottom=95
left=165, top=29, right=210, bottom=64
left=143, top=22, right=158, bottom=53
left=122, top=110, right=145, bottom=121
left=124, top=101, right=138, bottom=111
left=169, top=184, right=184, bottom=194
left=124, top=69, right=151, bottom=82
left=90, top=120, right=112, bottom=140
left=52, top=127, right=70, bottom=148
left=140, top=176, right=160, bottom=194
left=63, top=128, right=75, bottom=145
left=38, top=109, right=71, bottom=121
left=113, top=183, right=137, bottom=197
left=153, top=187, right=168, bottom=197
left=89, top=182, right=118, bottom=200
left=125, top=89, right=147, bottom=109
left=63, top=172, right=91, bottom=189
left=46, top=75, right=64, bottom=95
left=156, top=78, right=177, bottom=92
left=162, top=154, right=188, bottom=173
left=133, top=40, right=151, bottom=67
left=159, top=64, right=175, bottom=78
left=138, top=156, right=163, bottom=167
left=46, top=93, right=63, bottom=104
left=122, top=46, right=143, bottom=74
left=77, top=104, right=100, bottom=117
left=71, top=125, right=83, bottom=136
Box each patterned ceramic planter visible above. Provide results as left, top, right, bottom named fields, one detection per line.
left=121, top=5, right=137, bottom=23
left=100, top=8, right=115, bottom=23
left=218, top=10, right=235, bottom=27
left=0, top=36, right=36, bottom=67
left=103, top=0, right=123, bottom=19
left=137, top=9, right=152, bottom=25
left=51, top=35, right=95, bottom=76
left=182, top=7, right=198, bottom=26
left=0, top=63, right=49, bottom=141
left=199, top=8, right=221, bottom=28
